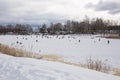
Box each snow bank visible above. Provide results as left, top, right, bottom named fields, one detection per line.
left=0, top=53, right=120, bottom=80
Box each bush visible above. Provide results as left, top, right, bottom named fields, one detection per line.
left=86, top=56, right=110, bottom=73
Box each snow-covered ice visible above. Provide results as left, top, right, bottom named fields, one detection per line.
left=0, top=34, right=120, bottom=69
left=0, top=53, right=120, bottom=80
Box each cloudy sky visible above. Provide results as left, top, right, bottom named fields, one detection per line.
left=0, top=0, right=120, bottom=24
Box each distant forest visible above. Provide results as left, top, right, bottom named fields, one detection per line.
left=0, top=17, right=120, bottom=35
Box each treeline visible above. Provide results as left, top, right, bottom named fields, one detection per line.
left=0, top=17, right=120, bottom=35
left=39, top=18, right=120, bottom=35
left=0, top=24, right=33, bottom=34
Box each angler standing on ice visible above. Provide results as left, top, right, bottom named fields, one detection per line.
left=107, top=40, right=110, bottom=44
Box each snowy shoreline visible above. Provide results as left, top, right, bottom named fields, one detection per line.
left=0, top=53, right=120, bottom=80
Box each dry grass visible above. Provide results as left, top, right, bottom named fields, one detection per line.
left=105, top=34, right=120, bottom=39
left=0, top=44, right=42, bottom=59
left=42, top=54, right=86, bottom=68
left=112, top=69, right=120, bottom=77
left=114, top=72, right=120, bottom=76
left=58, top=60, right=86, bottom=68
left=106, top=36, right=120, bottom=39
left=42, top=54, right=59, bottom=61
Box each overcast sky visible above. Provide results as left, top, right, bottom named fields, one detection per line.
left=0, top=0, right=120, bottom=24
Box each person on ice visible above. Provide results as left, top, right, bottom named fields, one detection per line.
left=108, top=40, right=110, bottom=44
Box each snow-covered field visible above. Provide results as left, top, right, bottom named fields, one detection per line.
left=0, top=53, right=120, bottom=80
left=0, top=34, right=120, bottom=69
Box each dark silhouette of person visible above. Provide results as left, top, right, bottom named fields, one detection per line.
left=98, top=38, right=100, bottom=41
left=108, top=40, right=110, bottom=44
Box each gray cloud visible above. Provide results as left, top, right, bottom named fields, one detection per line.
left=85, top=0, right=120, bottom=14
left=0, top=0, right=69, bottom=24
left=1, top=0, right=120, bottom=24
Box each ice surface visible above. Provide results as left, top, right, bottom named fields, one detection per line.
left=0, top=34, right=120, bottom=69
